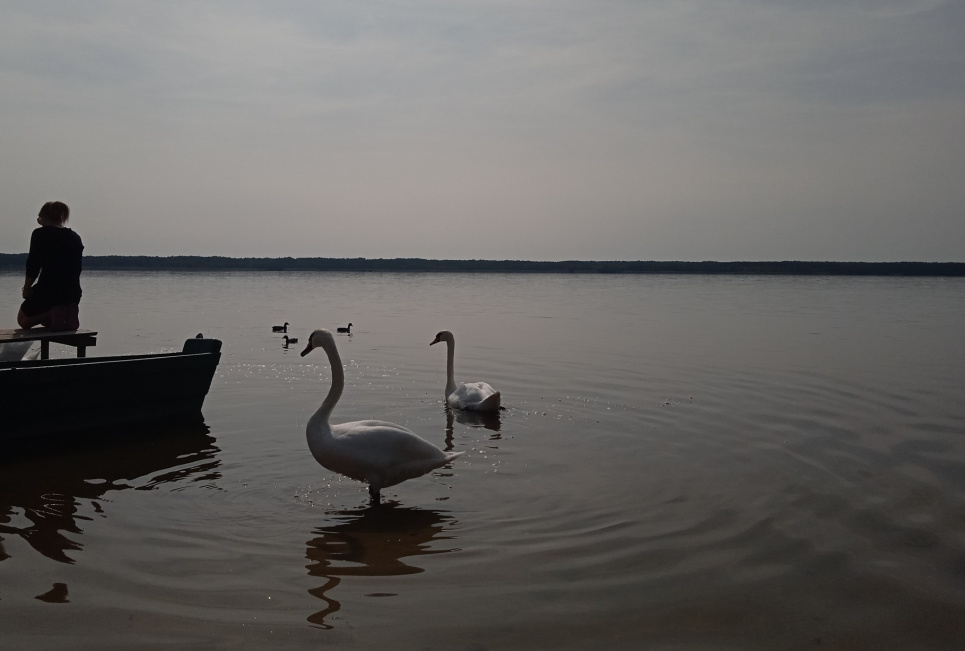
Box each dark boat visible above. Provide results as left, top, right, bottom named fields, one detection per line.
left=0, top=336, right=221, bottom=443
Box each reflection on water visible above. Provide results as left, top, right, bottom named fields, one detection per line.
left=35, top=583, right=70, bottom=604
left=305, top=504, right=459, bottom=629
left=446, top=406, right=502, bottom=434
left=1, top=273, right=963, bottom=648
left=0, top=419, right=219, bottom=564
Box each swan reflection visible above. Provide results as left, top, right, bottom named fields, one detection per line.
left=0, top=419, right=219, bottom=564
left=445, top=406, right=501, bottom=437
left=305, top=504, right=459, bottom=629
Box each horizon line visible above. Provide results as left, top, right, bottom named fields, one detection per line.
left=2, top=254, right=964, bottom=277
left=1, top=253, right=963, bottom=265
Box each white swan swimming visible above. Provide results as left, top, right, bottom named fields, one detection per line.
left=301, top=328, right=463, bottom=503
left=430, top=330, right=501, bottom=412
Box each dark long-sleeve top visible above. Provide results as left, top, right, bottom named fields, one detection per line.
left=25, top=226, right=84, bottom=304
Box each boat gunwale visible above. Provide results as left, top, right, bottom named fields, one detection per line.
left=0, top=349, right=218, bottom=371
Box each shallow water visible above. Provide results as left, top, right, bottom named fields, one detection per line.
left=1, top=271, right=964, bottom=649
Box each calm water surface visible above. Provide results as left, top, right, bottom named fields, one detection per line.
left=1, top=271, right=964, bottom=650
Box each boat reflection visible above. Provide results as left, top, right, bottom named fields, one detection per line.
left=305, top=504, right=459, bottom=629
left=0, top=418, right=220, bottom=564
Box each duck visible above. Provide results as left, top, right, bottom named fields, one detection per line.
left=429, top=330, right=501, bottom=412
left=301, top=329, right=463, bottom=504
left=336, top=323, right=353, bottom=334
left=283, top=335, right=299, bottom=345
left=272, top=322, right=290, bottom=333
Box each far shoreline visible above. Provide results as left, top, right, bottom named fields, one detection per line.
left=0, top=254, right=962, bottom=276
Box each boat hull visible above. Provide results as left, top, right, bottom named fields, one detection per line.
left=0, top=338, right=221, bottom=442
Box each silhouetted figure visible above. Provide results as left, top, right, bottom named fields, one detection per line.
left=17, top=201, right=83, bottom=331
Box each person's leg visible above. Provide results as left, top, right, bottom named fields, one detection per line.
left=50, top=304, right=80, bottom=331
left=17, top=295, right=54, bottom=329
left=17, top=307, right=52, bottom=329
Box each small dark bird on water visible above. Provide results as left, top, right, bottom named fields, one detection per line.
left=283, top=335, right=299, bottom=345
left=272, top=322, right=290, bottom=333
left=337, top=323, right=353, bottom=334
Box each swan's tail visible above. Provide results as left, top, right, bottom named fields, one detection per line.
left=477, top=391, right=501, bottom=412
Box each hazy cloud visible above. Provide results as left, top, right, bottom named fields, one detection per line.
left=1, top=0, right=963, bottom=260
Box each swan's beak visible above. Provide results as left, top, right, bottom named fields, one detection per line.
left=300, top=342, right=314, bottom=357
left=430, top=336, right=440, bottom=346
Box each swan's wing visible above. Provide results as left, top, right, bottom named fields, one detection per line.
left=312, top=420, right=463, bottom=489
left=326, top=420, right=452, bottom=475
left=448, top=382, right=501, bottom=411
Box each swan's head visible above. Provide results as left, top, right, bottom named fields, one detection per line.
left=430, top=330, right=454, bottom=347
left=301, top=328, right=335, bottom=357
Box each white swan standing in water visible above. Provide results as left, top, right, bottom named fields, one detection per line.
left=301, top=329, right=463, bottom=504
left=430, top=330, right=501, bottom=412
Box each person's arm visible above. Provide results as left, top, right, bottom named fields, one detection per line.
left=22, top=275, right=36, bottom=299
left=23, top=229, right=41, bottom=299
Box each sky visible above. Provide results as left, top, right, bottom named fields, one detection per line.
left=1, top=0, right=963, bottom=262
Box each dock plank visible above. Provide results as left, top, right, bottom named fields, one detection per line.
left=0, top=328, right=98, bottom=359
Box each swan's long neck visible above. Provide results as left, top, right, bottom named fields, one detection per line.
left=308, top=341, right=344, bottom=435
left=444, top=338, right=457, bottom=397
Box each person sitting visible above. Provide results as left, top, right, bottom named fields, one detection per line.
left=17, top=201, right=84, bottom=331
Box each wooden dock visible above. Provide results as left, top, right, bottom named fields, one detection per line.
left=0, top=328, right=98, bottom=359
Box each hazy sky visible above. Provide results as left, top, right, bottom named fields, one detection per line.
left=1, top=0, right=963, bottom=261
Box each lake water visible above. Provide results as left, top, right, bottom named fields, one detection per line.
left=1, top=270, right=964, bottom=650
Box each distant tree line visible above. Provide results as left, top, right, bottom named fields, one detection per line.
left=0, top=253, right=962, bottom=276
